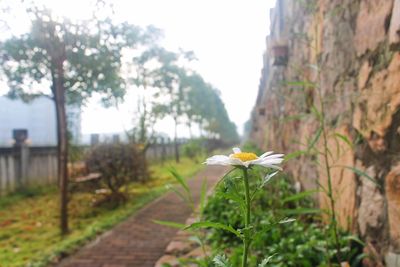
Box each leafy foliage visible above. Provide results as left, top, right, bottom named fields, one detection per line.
left=181, top=139, right=205, bottom=162
left=128, top=47, right=239, bottom=155
left=213, top=254, right=232, bottom=267
left=203, top=170, right=363, bottom=266
left=0, top=6, right=157, bottom=105
left=85, top=143, right=148, bottom=204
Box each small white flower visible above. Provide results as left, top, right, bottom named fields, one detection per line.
left=205, top=147, right=284, bottom=169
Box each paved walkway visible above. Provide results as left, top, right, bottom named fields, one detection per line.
left=57, top=166, right=226, bottom=267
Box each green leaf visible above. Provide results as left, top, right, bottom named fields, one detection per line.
left=335, top=165, right=380, bottom=187
left=258, top=254, right=276, bottom=267
left=282, top=189, right=319, bottom=204
left=165, top=184, right=190, bottom=203
left=261, top=171, right=278, bottom=188
left=334, top=133, right=353, bottom=148
left=199, top=178, right=208, bottom=214
left=217, top=191, right=244, bottom=205
left=344, top=235, right=366, bottom=246
left=351, top=253, right=369, bottom=266
left=308, top=127, right=322, bottom=151
left=213, top=254, right=232, bottom=267
left=310, top=105, right=323, bottom=122
left=188, top=235, right=203, bottom=246
left=278, top=218, right=296, bottom=224
left=316, top=179, right=328, bottom=195
left=214, top=168, right=236, bottom=188
left=168, top=167, right=190, bottom=194
left=185, top=221, right=242, bottom=238
left=280, top=208, right=322, bottom=216
left=284, top=150, right=307, bottom=161
left=153, top=220, right=185, bottom=229
left=217, top=191, right=245, bottom=214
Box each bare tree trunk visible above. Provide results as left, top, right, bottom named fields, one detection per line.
left=53, top=60, right=69, bottom=235
left=174, top=117, right=180, bottom=163
left=199, top=120, right=204, bottom=138
left=187, top=120, right=193, bottom=139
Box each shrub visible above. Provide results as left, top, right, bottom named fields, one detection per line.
left=181, top=139, right=205, bottom=162
left=85, top=143, right=149, bottom=204
left=203, top=170, right=362, bottom=266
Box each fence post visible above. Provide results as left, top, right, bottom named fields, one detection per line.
left=0, top=156, right=6, bottom=195
left=20, top=143, right=29, bottom=187
left=161, top=137, right=166, bottom=163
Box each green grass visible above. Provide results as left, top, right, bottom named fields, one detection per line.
left=0, top=157, right=204, bottom=267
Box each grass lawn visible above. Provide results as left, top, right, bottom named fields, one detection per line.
left=0, top=157, right=204, bottom=267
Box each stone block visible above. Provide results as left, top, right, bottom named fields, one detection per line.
left=155, top=255, right=179, bottom=267
left=183, top=246, right=211, bottom=259
left=386, top=164, right=400, bottom=251
left=358, top=61, right=372, bottom=90
left=357, top=166, right=385, bottom=237
left=354, top=0, right=394, bottom=56
left=165, top=240, right=196, bottom=256
left=390, top=0, right=400, bottom=44
left=353, top=53, right=400, bottom=146
left=385, top=252, right=400, bottom=267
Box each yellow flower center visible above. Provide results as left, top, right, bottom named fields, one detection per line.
left=232, top=152, right=258, bottom=162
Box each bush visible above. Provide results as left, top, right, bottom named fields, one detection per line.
left=181, top=139, right=205, bottom=162
left=85, top=143, right=149, bottom=204
left=203, top=170, right=362, bottom=266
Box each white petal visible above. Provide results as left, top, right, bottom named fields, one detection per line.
left=247, top=158, right=264, bottom=165
left=265, top=154, right=285, bottom=159
left=229, top=157, right=245, bottom=166
left=232, top=147, right=241, bottom=154
left=261, top=158, right=284, bottom=165
left=259, top=151, right=274, bottom=158
left=205, top=155, right=231, bottom=166
left=251, top=153, right=284, bottom=170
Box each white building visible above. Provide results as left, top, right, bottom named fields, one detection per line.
left=0, top=96, right=81, bottom=147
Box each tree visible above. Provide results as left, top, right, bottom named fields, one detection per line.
left=182, top=73, right=239, bottom=143
left=151, top=48, right=191, bottom=163
left=122, top=46, right=166, bottom=175
left=0, top=5, right=158, bottom=234
left=128, top=46, right=166, bottom=151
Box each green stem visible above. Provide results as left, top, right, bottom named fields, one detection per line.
left=242, top=168, right=251, bottom=267
left=322, top=122, right=342, bottom=262
left=315, top=65, right=342, bottom=263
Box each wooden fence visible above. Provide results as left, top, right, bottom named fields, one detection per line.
left=146, top=140, right=179, bottom=161
left=0, top=138, right=225, bottom=195
left=0, top=146, right=57, bottom=195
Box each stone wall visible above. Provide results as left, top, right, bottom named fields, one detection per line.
left=250, top=0, right=400, bottom=265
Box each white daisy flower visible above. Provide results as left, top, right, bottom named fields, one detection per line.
left=205, top=147, right=284, bottom=169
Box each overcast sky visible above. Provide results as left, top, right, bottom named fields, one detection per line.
left=1, top=0, right=276, bottom=137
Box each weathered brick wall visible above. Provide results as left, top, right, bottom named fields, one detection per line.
left=250, top=0, right=400, bottom=265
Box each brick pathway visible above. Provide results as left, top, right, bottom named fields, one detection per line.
left=56, top=166, right=226, bottom=267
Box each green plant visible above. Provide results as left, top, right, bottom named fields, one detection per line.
left=182, top=139, right=205, bottom=162
left=203, top=172, right=363, bottom=267
left=85, top=143, right=149, bottom=204
left=184, top=147, right=286, bottom=267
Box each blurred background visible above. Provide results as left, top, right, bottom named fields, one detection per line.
left=1, top=0, right=400, bottom=266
